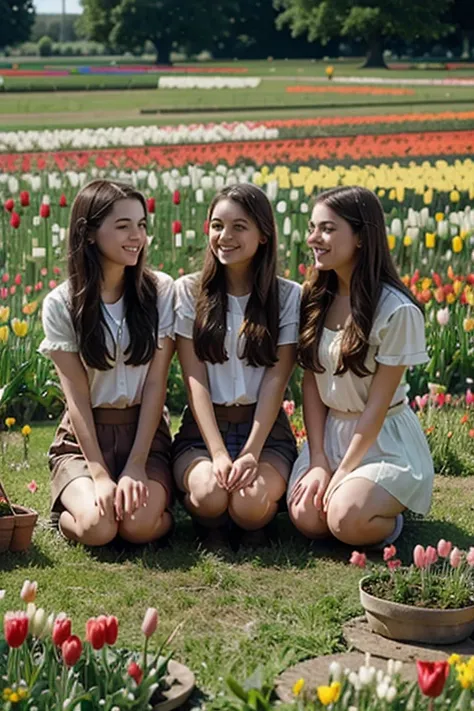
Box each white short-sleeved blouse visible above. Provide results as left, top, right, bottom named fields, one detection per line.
left=39, top=271, right=175, bottom=409
left=315, top=284, right=428, bottom=412
left=175, top=273, right=301, bottom=406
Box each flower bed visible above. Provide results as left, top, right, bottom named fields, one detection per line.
left=286, top=85, right=415, bottom=96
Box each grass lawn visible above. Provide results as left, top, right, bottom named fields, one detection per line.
left=1, top=422, right=473, bottom=708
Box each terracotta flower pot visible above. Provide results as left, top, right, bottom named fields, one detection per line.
left=10, top=505, right=38, bottom=552
left=0, top=515, right=15, bottom=553
left=151, top=659, right=195, bottom=711
left=360, top=576, right=474, bottom=645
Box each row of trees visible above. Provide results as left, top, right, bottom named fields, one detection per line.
left=2, top=0, right=474, bottom=66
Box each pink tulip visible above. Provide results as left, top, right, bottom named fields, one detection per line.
left=466, top=389, right=474, bottom=406
left=383, top=544, right=397, bottom=561
left=349, top=551, right=367, bottom=568
left=415, top=394, right=429, bottom=410
left=449, top=547, right=462, bottom=568
left=387, top=559, right=402, bottom=571
left=437, top=539, right=452, bottom=558
left=425, top=546, right=438, bottom=567
left=20, top=580, right=38, bottom=604
left=27, top=480, right=38, bottom=494
left=141, top=607, right=159, bottom=638
left=413, top=544, right=427, bottom=569
left=283, top=400, right=295, bottom=417
left=466, top=548, right=474, bottom=567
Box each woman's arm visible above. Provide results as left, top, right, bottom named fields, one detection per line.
left=176, top=335, right=232, bottom=486
left=322, top=363, right=405, bottom=509
left=227, top=344, right=296, bottom=490
left=50, top=351, right=116, bottom=517
left=116, top=337, right=175, bottom=518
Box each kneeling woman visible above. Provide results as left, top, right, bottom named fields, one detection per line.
left=288, top=186, right=434, bottom=548
left=40, top=179, right=175, bottom=546
left=172, top=184, right=300, bottom=539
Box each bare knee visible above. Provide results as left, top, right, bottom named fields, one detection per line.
left=120, top=510, right=172, bottom=544
left=289, top=503, right=329, bottom=539
left=229, top=483, right=276, bottom=530
left=327, top=498, right=363, bottom=544
left=66, top=509, right=118, bottom=546
left=186, top=463, right=228, bottom=518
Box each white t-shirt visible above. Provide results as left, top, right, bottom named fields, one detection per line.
left=39, top=271, right=175, bottom=409
left=315, top=284, right=429, bottom=412
left=175, top=273, right=301, bottom=406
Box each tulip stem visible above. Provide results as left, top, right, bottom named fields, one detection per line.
left=142, top=636, right=149, bottom=674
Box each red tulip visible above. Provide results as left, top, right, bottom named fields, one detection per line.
left=59, top=194, right=67, bottom=207
left=62, top=635, right=82, bottom=666
left=96, top=614, right=118, bottom=645
left=25, top=285, right=32, bottom=295
left=9, top=286, right=16, bottom=296
left=298, top=263, right=307, bottom=276
left=4, top=198, right=14, bottom=212
left=20, top=191, right=30, bottom=207
left=172, top=220, right=182, bottom=235
left=0, top=288, right=8, bottom=299
left=10, top=212, right=20, bottom=229
left=14, top=274, right=22, bottom=286
left=39, top=203, right=50, bottom=218
left=416, top=660, right=449, bottom=697
left=128, top=661, right=143, bottom=685
left=52, top=615, right=72, bottom=647
left=203, top=219, right=209, bottom=235
left=172, top=190, right=181, bottom=205
left=146, top=197, right=156, bottom=213
left=34, top=281, right=43, bottom=291
left=1, top=273, right=9, bottom=283
left=86, top=617, right=106, bottom=650
left=48, top=280, right=57, bottom=290
left=4, top=611, right=29, bottom=648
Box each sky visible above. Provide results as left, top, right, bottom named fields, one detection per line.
left=35, top=0, right=82, bottom=14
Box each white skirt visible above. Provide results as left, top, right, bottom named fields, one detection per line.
left=288, top=403, right=434, bottom=515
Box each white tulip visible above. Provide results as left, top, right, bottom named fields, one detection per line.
left=290, top=189, right=299, bottom=202
left=30, top=607, right=47, bottom=637
left=195, top=189, right=204, bottom=203
left=300, top=203, right=309, bottom=214
left=390, top=218, right=402, bottom=236
left=283, top=217, right=291, bottom=235
left=185, top=230, right=196, bottom=240
left=329, top=661, right=342, bottom=681
left=276, top=201, right=287, bottom=213
left=7, top=177, right=19, bottom=194
left=175, top=232, right=182, bottom=248
left=437, top=220, right=448, bottom=237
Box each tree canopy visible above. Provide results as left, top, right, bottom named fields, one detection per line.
left=0, top=0, right=35, bottom=51
left=274, top=0, right=453, bottom=66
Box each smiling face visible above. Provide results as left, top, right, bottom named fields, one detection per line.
left=94, top=198, right=147, bottom=270
left=307, top=202, right=360, bottom=277
left=209, top=198, right=265, bottom=272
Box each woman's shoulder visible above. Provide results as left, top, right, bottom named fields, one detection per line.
left=175, top=272, right=201, bottom=299
left=150, top=269, right=174, bottom=296
left=377, top=283, right=418, bottom=315
left=43, top=279, right=71, bottom=311
left=277, top=276, right=302, bottom=301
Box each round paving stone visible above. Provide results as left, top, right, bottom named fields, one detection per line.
left=343, top=616, right=474, bottom=663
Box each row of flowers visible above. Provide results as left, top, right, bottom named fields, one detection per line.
left=322, top=75, right=474, bottom=87
left=262, top=110, right=474, bottom=129
left=286, top=85, right=415, bottom=96
left=0, top=122, right=279, bottom=153
left=157, top=76, right=261, bottom=89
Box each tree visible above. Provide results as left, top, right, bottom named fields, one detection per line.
left=275, top=0, right=453, bottom=68
left=450, top=0, right=474, bottom=58
left=77, top=0, right=120, bottom=48
left=0, top=0, right=35, bottom=51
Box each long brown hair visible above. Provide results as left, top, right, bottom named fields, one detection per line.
left=193, top=184, right=279, bottom=367
left=67, top=179, right=159, bottom=370
left=298, top=186, right=423, bottom=377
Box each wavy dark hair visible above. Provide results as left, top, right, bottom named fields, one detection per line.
left=298, top=186, right=423, bottom=377
left=67, top=179, right=159, bottom=370
left=193, top=184, right=279, bottom=367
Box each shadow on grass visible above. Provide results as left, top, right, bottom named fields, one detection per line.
left=0, top=544, right=54, bottom=572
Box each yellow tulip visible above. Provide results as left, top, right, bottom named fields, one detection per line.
left=21, top=425, right=32, bottom=437
left=421, top=278, right=432, bottom=291
left=403, top=235, right=412, bottom=247
left=0, top=305, right=9, bottom=323
left=22, top=300, right=38, bottom=316
left=423, top=189, right=433, bottom=205
left=448, top=654, right=462, bottom=666
left=435, top=212, right=445, bottom=222
left=377, top=189, right=385, bottom=197
left=460, top=229, right=469, bottom=240
left=0, top=325, right=8, bottom=344
left=446, top=293, right=456, bottom=304
left=452, top=236, right=463, bottom=253
left=5, top=417, right=16, bottom=428
left=317, top=681, right=341, bottom=706
left=325, top=65, right=334, bottom=78
left=387, top=234, right=396, bottom=251
left=450, top=189, right=460, bottom=202
left=453, top=279, right=463, bottom=295
left=292, top=678, right=305, bottom=696
left=425, top=232, right=435, bottom=249
left=388, top=188, right=396, bottom=200
left=396, top=185, right=405, bottom=202
left=11, top=318, right=28, bottom=338
left=464, top=318, right=474, bottom=332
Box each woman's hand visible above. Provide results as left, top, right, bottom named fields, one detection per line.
left=93, top=473, right=117, bottom=519
left=211, top=450, right=233, bottom=489
left=115, top=465, right=149, bottom=520
left=226, top=452, right=259, bottom=492
left=289, top=466, right=331, bottom=512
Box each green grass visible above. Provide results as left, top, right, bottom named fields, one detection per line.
left=0, top=422, right=473, bottom=708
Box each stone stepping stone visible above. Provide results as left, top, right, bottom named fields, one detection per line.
left=343, top=616, right=474, bottom=663
left=276, top=652, right=419, bottom=703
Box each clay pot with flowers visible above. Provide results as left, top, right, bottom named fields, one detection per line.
left=0, top=580, right=194, bottom=710
left=0, top=480, right=37, bottom=553
left=351, top=540, right=474, bottom=644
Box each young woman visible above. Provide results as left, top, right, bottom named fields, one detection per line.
left=288, top=186, right=434, bottom=548
left=172, top=184, right=300, bottom=543
left=40, top=179, right=175, bottom=547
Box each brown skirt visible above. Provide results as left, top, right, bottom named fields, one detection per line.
left=49, top=406, right=173, bottom=512
left=171, top=403, right=297, bottom=492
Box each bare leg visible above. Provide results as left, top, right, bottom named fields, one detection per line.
left=184, top=459, right=229, bottom=526
left=119, top=480, right=172, bottom=544
left=229, top=462, right=286, bottom=531
left=59, top=476, right=118, bottom=546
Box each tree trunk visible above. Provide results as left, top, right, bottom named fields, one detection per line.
left=362, top=38, right=387, bottom=69
left=461, top=31, right=471, bottom=60
left=154, top=37, right=172, bottom=65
